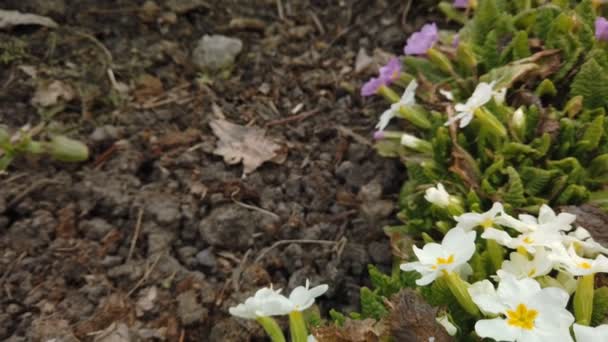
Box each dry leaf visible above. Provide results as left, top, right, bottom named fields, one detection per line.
left=388, top=289, right=453, bottom=342
left=210, top=119, right=285, bottom=175
left=0, top=9, right=58, bottom=29
left=31, top=80, right=75, bottom=107
left=313, top=318, right=384, bottom=342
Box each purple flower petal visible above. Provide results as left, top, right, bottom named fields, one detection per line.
left=404, top=23, right=439, bottom=56
left=379, top=57, right=401, bottom=83
left=452, top=34, right=460, bottom=48
left=373, top=131, right=385, bottom=140
left=361, top=58, right=403, bottom=96
left=596, top=17, right=608, bottom=42
left=453, top=0, right=469, bottom=8
left=361, top=77, right=384, bottom=97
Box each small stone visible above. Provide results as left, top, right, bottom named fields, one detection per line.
left=177, top=246, right=198, bottom=266
left=90, top=125, right=121, bottom=143
left=100, top=255, right=123, bottom=267
left=81, top=218, right=115, bottom=240
left=192, top=35, right=243, bottom=72
left=107, top=263, right=144, bottom=281
left=177, top=290, right=208, bottom=325
left=195, top=248, right=217, bottom=268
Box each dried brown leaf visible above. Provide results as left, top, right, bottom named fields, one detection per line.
left=313, top=318, right=385, bottom=342
left=388, top=289, right=453, bottom=342
left=210, top=119, right=285, bottom=175
left=31, top=80, right=75, bottom=107
left=0, top=9, right=58, bottom=29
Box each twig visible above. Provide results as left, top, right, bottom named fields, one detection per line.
left=231, top=249, right=252, bottom=292
left=276, top=0, right=285, bottom=20
left=308, top=10, right=325, bottom=35
left=72, top=30, right=113, bottom=66
left=0, top=252, right=26, bottom=286
left=126, top=208, right=144, bottom=263
left=231, top=190, right=280, bottom=220
left=7, top=179, right=62, bottom=209
left=254, top=239, right=338, bottom=264
left=335, top=125, right=373, bottom=146
left=127, top=253, right=163, bottom=297
left=265, top=109, right=321, bottom=127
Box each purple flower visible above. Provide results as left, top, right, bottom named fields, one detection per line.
left=452, top=34, right=460, bottom=48
left=372, top=131, right=385, bottom=140
left=360, top=57, right=401, bottom=97
left=404, top=23, right=439, bottom=55
left=596, top=17, right=608, bottom=42
left=453, top=0, right=469, bottom=8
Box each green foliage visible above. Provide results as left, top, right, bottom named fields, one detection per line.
left=591, top=287, right=608, bottom=326
left=571, top=58, right=608, bottom=109
left=359, top=287, right=388, bottom=320
left=329, top=309, right=346, bottom=326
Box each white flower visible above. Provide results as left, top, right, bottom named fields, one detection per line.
left=400, top=133, right=424, bottom=149
left=401, top=228, right=476, bottom=286
left=496, top=249, right=553, bottom=280
left=307, top=335, right=318, bottom=342
left=496, top=205, right=575, bottom=234
left=436, top=314, right=457, bottom=336
left=424, top=183, right=451, bottom=208
left=481, top=227, right=563, bottom=254
left=376, top=80, right=418, bottom=131
left=549, top=244, right=608, bottom=276
left=573, top=323, right=608, bottom=341
left=445, top=81, right=494, bottom=128
left=229, top=286, right=292, bottom=319
left=512, top=107, right=525, bottom=128
left=563, top=226, right=608, bottom=257
left=493, top=87, right=507, bottom=104
left=454, top=202, right=504, bottom=231
left=285, top=279, right=329, bottom=312
left=468, top=275, right=574, bottom=342
left=439, top=88, right=454, bottom=100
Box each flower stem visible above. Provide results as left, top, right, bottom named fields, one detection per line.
left=378, top=85, right=401, bottom=103
left=444, top=271, right=480, bottom=317
left=289, top=310, right=308, bottom=342
left=397, top=104, right=432, bottom=129
left=474, top=107, right=507, bottom=137
left=574, top=273, right=595, bottom=326
left=256, top=316, right=287, bottom=342
left=486, top=239, right=504, bottom=273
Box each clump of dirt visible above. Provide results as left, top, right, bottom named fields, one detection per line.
left=0, top=0, right=439, bottom=340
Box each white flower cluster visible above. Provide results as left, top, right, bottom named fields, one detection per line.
left=229, top=279, right=327, bottom=342
left=402, top=196, right=608, bottom=342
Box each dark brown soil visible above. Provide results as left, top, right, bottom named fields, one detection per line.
left=0, top=1, right=438, bottom=340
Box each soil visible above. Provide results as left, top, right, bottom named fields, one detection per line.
left=0, top=1, right=440, bottom=341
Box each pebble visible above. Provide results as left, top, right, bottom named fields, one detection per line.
left=195, top=248, right=217, bottom=268
left=192, top=35, right=243, bottom=71
left=177, top=290, right=207, bottom=325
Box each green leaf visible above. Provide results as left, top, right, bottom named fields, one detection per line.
left=570, top=58, right=608, bottom=109
left=360, top=287, right=388, bottom=320
left=591, top=287, right=608, bottom=326
left=502, top=167, right=526, bottom=206
left=471, top=0, right=500, bottom=46
left=329, top=309, right=346, bottom=326
left=576, top=115, right=605, bottom=153
left=520, top=166, right=559, bottom=196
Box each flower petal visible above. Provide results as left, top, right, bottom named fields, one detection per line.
left=475, top=318, right=520, bottom=341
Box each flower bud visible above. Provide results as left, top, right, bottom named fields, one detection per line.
left=427, top=48, right=455, bottom=75
left=48, top=136, right=89, bottom=162
left=574, top=274, right=595, bottom=326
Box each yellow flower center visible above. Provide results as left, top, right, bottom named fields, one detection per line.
left=506, top=304, right=538, bottom=330
left=481, top=218, right=494, bottom=229
left=527, top=268, right=536, bottom=277
left=431, top=255, right=455, bottom=270
left=523, top=237, right=534, bottom=244
left=578, top=262, right=592, bottom=270
left=391, top=70, right=399, bottom=80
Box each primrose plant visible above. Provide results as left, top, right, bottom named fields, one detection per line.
left=229, top=0, right=608, bottom=340
left=229, top=280, right=327, bottom=342
left=0, top=125, right=88, bottom=171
